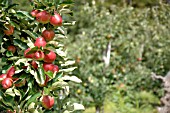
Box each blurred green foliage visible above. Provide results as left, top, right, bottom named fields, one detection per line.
left=7, top=0, right=170, bottom=112
left=13, top=0, right=32, bottom=11
left=66, top=1, right=170, bottom=113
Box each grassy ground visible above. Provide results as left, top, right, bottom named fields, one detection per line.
left=83, top=97, right=158, bottom=113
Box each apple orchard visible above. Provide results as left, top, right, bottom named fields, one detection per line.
left=0, top=0, right=83, bottom=112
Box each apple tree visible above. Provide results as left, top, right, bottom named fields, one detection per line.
left=0, top=0, right=84, bottom=112
left=66, top=1, right=170, bottom=113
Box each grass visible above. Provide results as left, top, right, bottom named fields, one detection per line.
left=83, top=91, right=159, bottom=113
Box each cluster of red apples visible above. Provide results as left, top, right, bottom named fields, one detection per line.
left=28, top=9, right=62, bottom=109
left=31, top=9, right=62, bottom=26
left=0, top=66, right=15, bottom=89
left=23, top=9, right=62, bottom=88
left=0, top=45, right=24, bottom=89
left=1, top=9, right=63, bottom=110
left=24, top=35, right=59, bottom=87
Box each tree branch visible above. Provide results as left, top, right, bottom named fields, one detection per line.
left=151, top=72, right=164, bottom=81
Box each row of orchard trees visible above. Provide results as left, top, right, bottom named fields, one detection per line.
left=0, top=0, right=84, bottom=112
left=66, top=1, right=170, bottom=113
left=75, top=0, right=170, bottom=8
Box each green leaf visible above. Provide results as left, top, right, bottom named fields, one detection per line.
left=2, top=95, right=15, bottom=108
left=45, top=71, right=53, bottom=79
left=27, top=77, right=34, bottom=89
left=9, top=21, right=20, bottom=30
left=24, top=92, right=41, bottom=108
left=16, top=11, right=34, bottom=20
left=0, top=91, right=3, bottom=100
left=51, top=81, right=68, bottom=90
left=37, top=63, right=46, bottom=85
left=61, top=67, right=77, bottom=73
left=6, top=51, right=13, bottom=57
left=1, top=57, right=7, bottom=62
left=14, top=89, right=21, bottom=97
left=13, top=39, right=28, bottom=50
left=8, top=56, right=20, bottom=61
left=43, top=87, right=50, bottom=95
left=27, top=37, right=34, bottom=48
left=61, top=60, right=75, bottom=66
left=23, top=30, right=38, bottom=40
left=19, top=73, right=27, bottom=79
left=30, top=70, right=40, bottom=84
left=57, top=26, right=67, bottom=35
left=33, top=23, right=40, bottom=33
left=26, top=46, right=38, bottom=55
left=60, top=9, right=73, bottom=14
left=53, top=72, right=63, bottom=82
left=15, top=58, right=30, bottom=65
left=5, top=4, right=18, bottom=12
left=56, top=48, right=67, bottom=57
left=13, top=32, right=20, bottom=39
left=61, top=76, right=82, bottom=83
left=5, top=88, right=15, bottom=97
left=2, top=64, right=13, bottom=73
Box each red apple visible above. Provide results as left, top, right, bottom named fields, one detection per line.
left=31, top=9, right=40, bottom=17
left=34, top=37, right=46, bottom=48
left=31, top=60, right=38, bottom=69
left=7, top=45, right=16, bottom=54
left=34, top=51, right=44, bottom=60
left=36, top=10, right=51, bottom=24
left=0, top=74, right=7, bottom=83
left=44, top=50, right=56, bottom=63
left=4, top=24, right=14, bottom=36
left=42, top=95, right=55, bottom=109
left=43, top=63, right=54, bottom=72
left=137, top=58, right=142, bottom=61
left=50, top=13, right=62, bottom=26
left=52, top=65, right=59, bottom=73
left=24, top=48, right=34, bottom=58
left=1, top=78, right=13, bottom=89
left=42, top=29, right=55, bottom=41
left=7, top=66, right=15, bottom=78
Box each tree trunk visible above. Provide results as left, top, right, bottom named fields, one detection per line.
left=152, top=72, right=170, bottom=113
left=95, top=105, right=104, bottom=113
